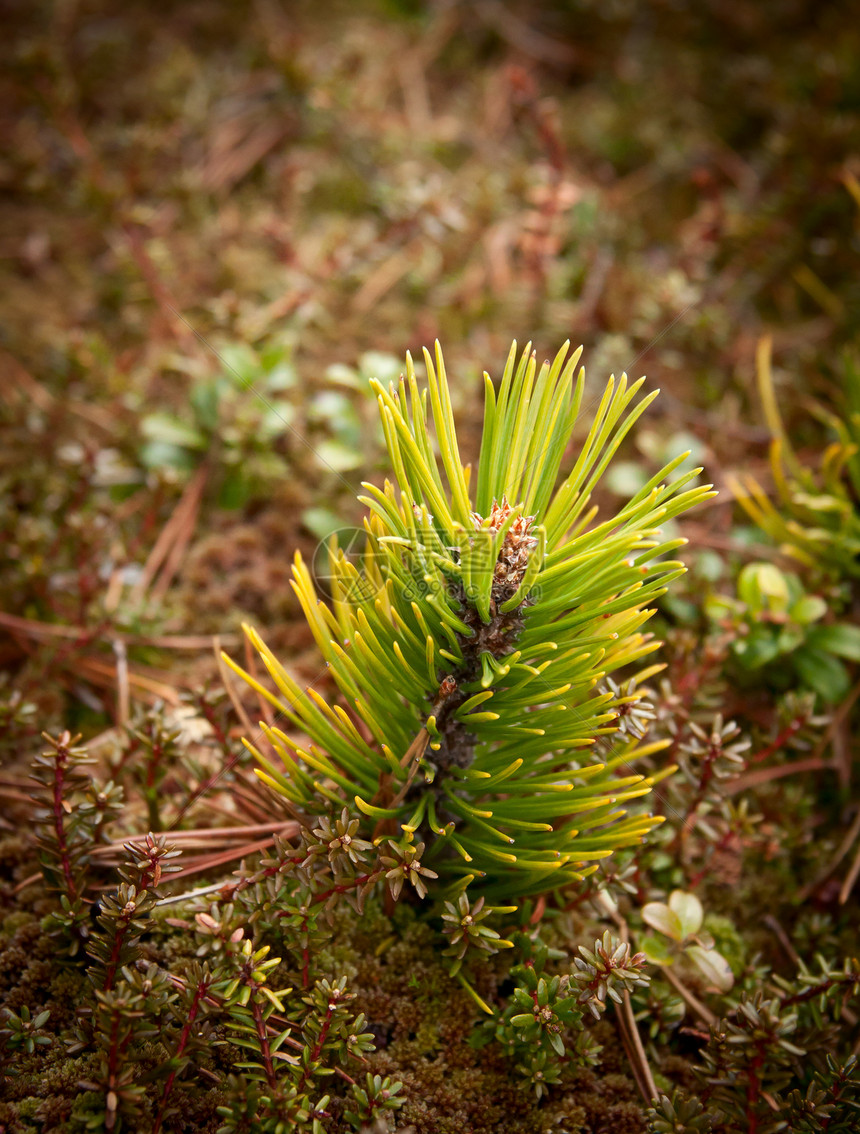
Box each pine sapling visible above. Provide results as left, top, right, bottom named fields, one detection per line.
left=227, top=340, right=715, bottom=901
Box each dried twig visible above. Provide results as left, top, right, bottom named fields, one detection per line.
left=475, top=1, right=580, bottom=67
left=0, top=612, right=238, bottom=648
left=150, top=465, right=209, bottom=605
left=131, top=465, right=208, bottom=606
left=598, top=904, right=659, bottom=1102
left=839, top=837, right=860, bottom=905
left=809, top=676, right=860, bottom=789
left=72, top=657, right=182, bottom=705
left=763, top=914, right=801, bottom=969
left=797, top=807, right=860, bottom=903
left=216, top=639, right=256, bottom=738
left=113, top=639, right=130, bottom=727
left=662, top=967, right=717, bottom=1027
left=726, top=755, right=832, bottom=795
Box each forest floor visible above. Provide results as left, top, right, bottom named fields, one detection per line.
left=1, top=2, right=859, bottom=1132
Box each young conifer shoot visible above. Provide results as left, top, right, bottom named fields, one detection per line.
left=226, top=341, right=715, bottom=902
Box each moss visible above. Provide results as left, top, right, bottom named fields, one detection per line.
left=0, top=840, right=40, bottom=928
left=277, top=901, right=648, bottom=1133
left=2, top=911, right=36, bottom=935
left=0, top=837, right=33, bottom=877
left=1, top=1046, right=101, bottom=1124
left=0, top=922, right=50, bottom=1001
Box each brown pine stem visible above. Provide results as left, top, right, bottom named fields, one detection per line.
left=748, top=713, right=808, bottom=764
left=44, top=730, right=81, bottom=902
left=102, top=847, right=162, bottom=992
left=687, top=825, right=736, bottom=888
left=102, top=908, right=134, bottom=993
left=778, top=971, right=860, bottom=1010
left=745, top=1050, right=765, bottom=1132
left=310, top=869, right=382, bottom=908
left=676, top=747, right=719, bottom=850
left=250, top=995, right=278, bottom=1090
left=615, top=988, right=658, bottom=1104
left=152, top=975, right=212, bottom=1134
left=295, top=1002, right=335, bottom=1098
left=104, top=1005, right=123, bottom=1132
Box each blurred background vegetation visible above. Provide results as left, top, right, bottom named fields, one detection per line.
left=2, top=0, right=857, bottom=734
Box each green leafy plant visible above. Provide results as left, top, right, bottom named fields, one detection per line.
left=693, top=977, right=859, bottom=1132
left=473, top=928, right=649, bottom=1098
left=440, top=890, right=516, bottom=975
left=227, top=340, right=714, bottom=901
left=343, top=1072, right=405, bottom=1129
left=140, top=337, right=302, bottom=509
left=640, top=890, right=734, bottom=993
left=706, top=561, right=860, bottom=702
left=0, top=1006, right=51, bottom=1057
left=784, top=1054, right=860, bottom=1133
left=569, top=927, right=651, bottom=1017
left=124, top=706, right=184, bottom=832
left=76, top=964, right=177, bottom=1133
left=213, top=934, right=399, bottom=1133
left=86, top=834, right=182, bottom=992
left=647, top=1090, right=712, bottom=1133
left=472, top=933, right=597, bottom=1098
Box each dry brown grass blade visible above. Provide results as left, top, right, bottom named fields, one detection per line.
left=763, top=913, right=802, bottom=968
left=353, top=241, right=423, bottom=314
left=150, top=465, right=209, bottom=606
left=475, top=1, right=580, bottom=67
left=396, top=54, right=431, bottom=137
left=0, top=611, right=238, bottom=649
left=594, top=903, right=659, bottom=1103
left=839, top=841, right=860, bottom=905
left=113, top=638, right=130, bottom=727
left=88, top=824, right=300, bottom=883
left=662, top=967, right=717, bottom=1027
left=229, top=759, right=294, bottom=821
left=199, top=116, right=293, bottom=193
left=0, top=786, right=33, bottom=805
left=216, top=639, right=256, bottom=738
left=726, top=755, right=831, bottom=795
left=131, top=464, right=208, bottom=606
left=73, top=656, right=182, bottom=705
left=1, top=348, right=118, bottom=431
left=53, top=100, right=196, bottom=347
left=90, top=820, right=298, bottom=859
left=13, top=872, right=42, bottom=894
left=0, top=348, right=54, bottom=410
left=166, top=834, right=288, bottom=882
left=616, top=988, right=658, bottom=1105
left=810, top=676, right=860, bottom=790
left=177, top=767, right=278, bottom=830
left=161, top=638, right=261, bottom=827
left=797, top=808, right=860, bottom=903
